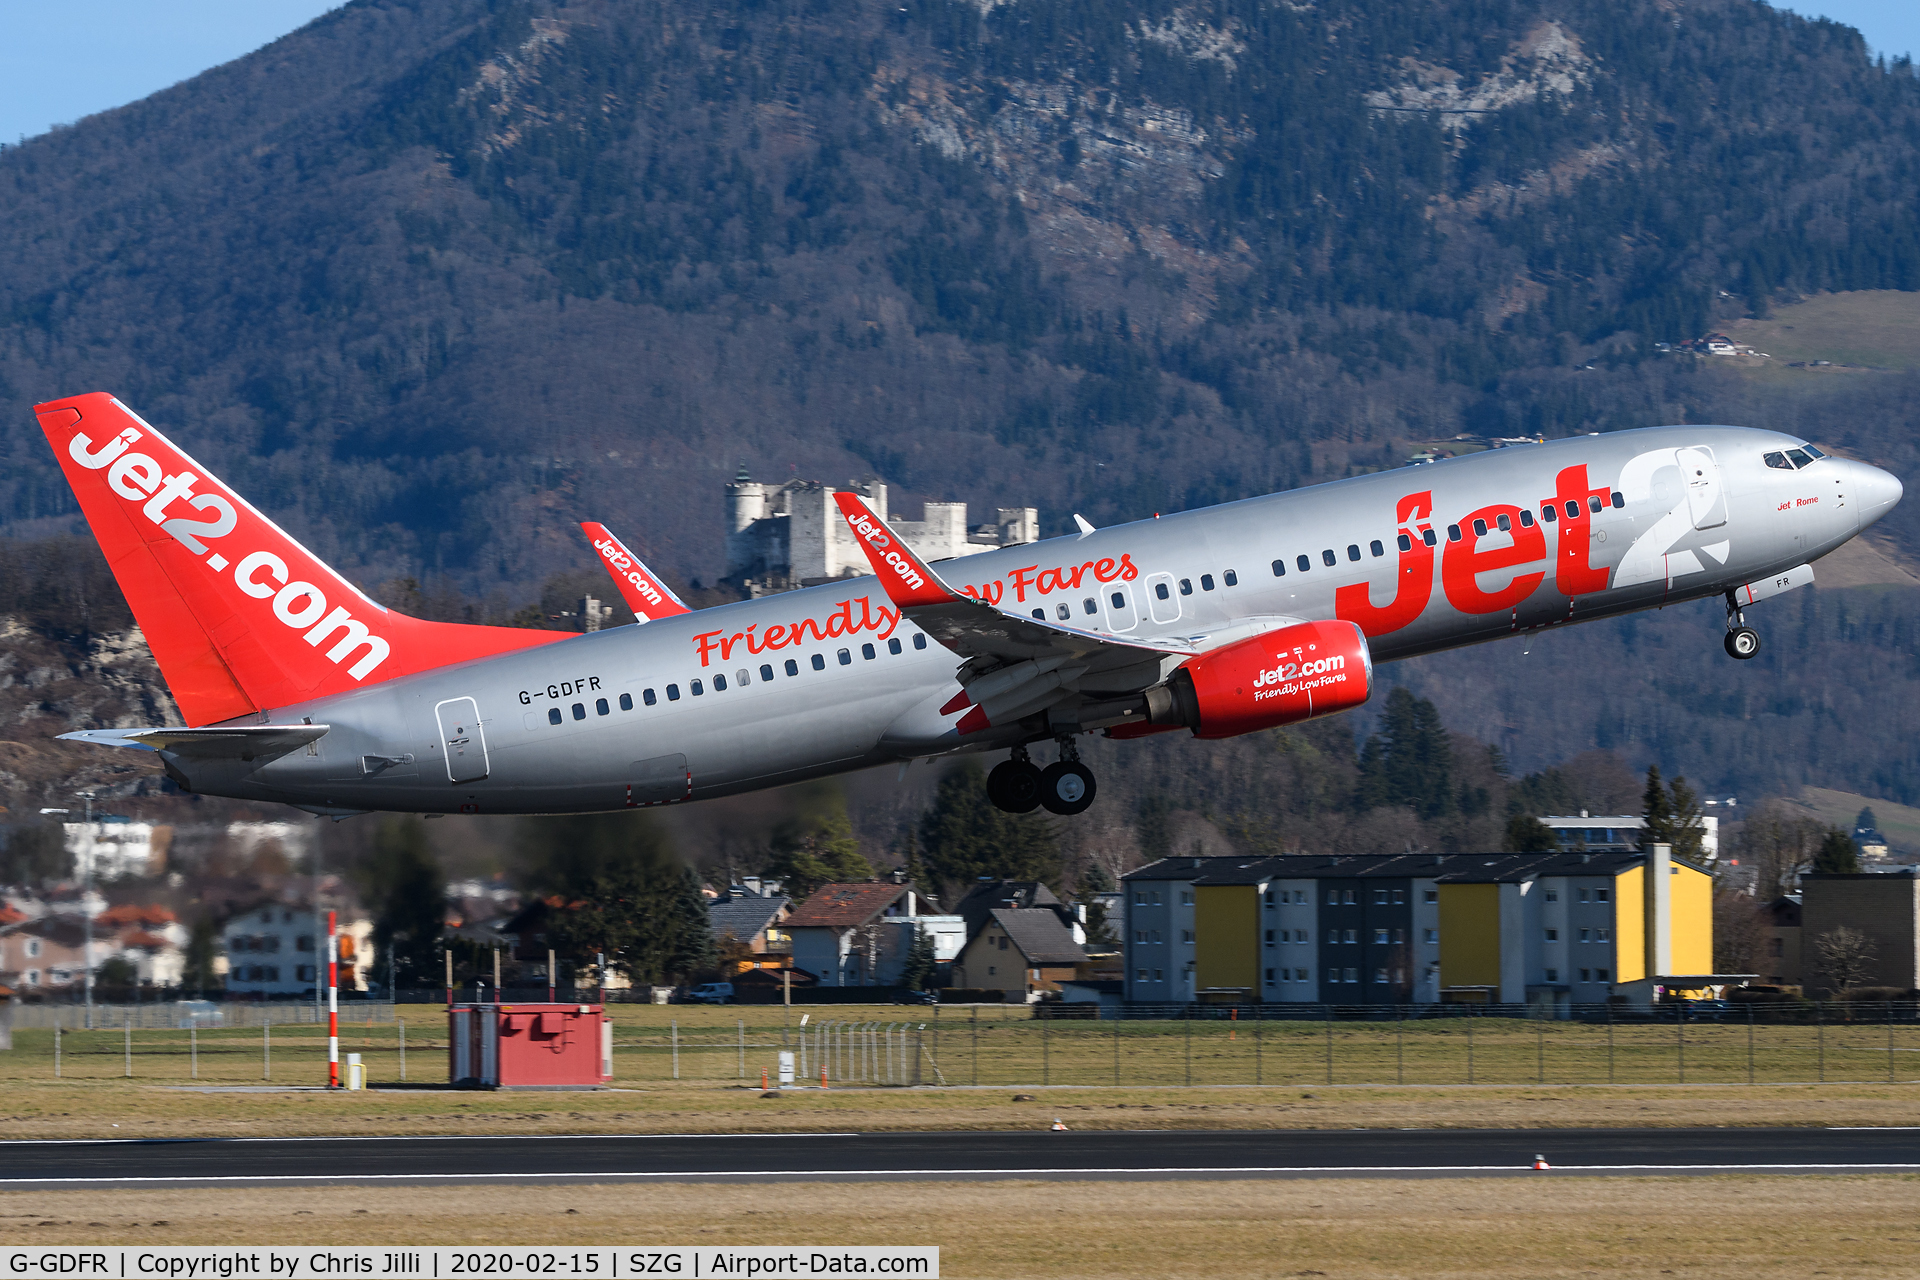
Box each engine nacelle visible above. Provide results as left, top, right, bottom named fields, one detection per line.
left=1162, top=619, right=1373, bottom=739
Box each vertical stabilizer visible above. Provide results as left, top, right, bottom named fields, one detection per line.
left=37, top=393, right=567, bottom=726
left=580, top=522, right=691, bottom=623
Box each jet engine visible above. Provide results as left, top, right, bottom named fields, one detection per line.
left=1138, top=619, right=1374, bottom=739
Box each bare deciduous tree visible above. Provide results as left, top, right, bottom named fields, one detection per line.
left=1812, top=925, right=1878, bottom=997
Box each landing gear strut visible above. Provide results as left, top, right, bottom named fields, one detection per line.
left=1724, top=593, right=1761, bottom=660
left=986, top=739, right=1098, bottom=815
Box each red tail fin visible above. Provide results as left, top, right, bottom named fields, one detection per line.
left=36, top=393, right=565, bottom=726
left=831, top=492, right=965, bottom=609
left=580, top=522, right=691, bottom=623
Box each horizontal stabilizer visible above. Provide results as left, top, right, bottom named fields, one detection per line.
left=59, top=724, right=328, bottom=761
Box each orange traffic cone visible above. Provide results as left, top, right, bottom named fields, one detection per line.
left=821, top=1066, right=829, bottom=1090
left=1532, top=1155, right=1550, bottom=1170
left=1051, top=1118, right=1069, bottom=1132
left=762, top=1070, right=770, bottom=1091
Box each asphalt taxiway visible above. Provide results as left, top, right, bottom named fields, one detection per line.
left=2, top=1128, right=1916, bottom=1187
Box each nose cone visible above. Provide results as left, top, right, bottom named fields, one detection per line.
left=1854, top=461, right=1904, bottom=531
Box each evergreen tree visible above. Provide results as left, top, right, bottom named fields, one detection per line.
left=1854, top=807, right=1879, bottom=833
left=1641, top=766, right=1706, bottom=862
left=1812, top=827, right=1861, bottom=875
left=518, top=813, right=714, bottom=985
left=1356, top=687, right=1453, bottom=819
left=918, top=760, right=1061, bottom=894
left=359, top=817, right=446, bottom=991
left=899, top=925, right=937, bottom=992
left=763, top=784, right=871, bottom=900
left=182, top=919, right=220, bottom=995
left=1505, top=813, right=1559, bottom=854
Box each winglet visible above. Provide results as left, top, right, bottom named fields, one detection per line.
left=581, top=522, right=691, bottom=623
left=832, top=492, right=965, bottom=609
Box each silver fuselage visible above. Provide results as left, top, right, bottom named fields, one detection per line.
left=172, top=426, right=1900, bottom=814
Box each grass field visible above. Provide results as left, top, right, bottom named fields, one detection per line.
left=1729, top=290, right=1920, bottom=369
left=3, top=1003, right=1918, bottom=1139
left=5, top=1176, right=1920, bottom=1277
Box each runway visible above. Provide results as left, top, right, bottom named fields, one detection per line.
left=2, top=1128, right=1917, bottom=1187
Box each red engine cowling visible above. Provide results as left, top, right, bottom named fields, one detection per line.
left=1166, top=619, right=1373, bottom=739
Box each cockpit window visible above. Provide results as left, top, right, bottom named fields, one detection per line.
left=1763, top=451, right=1793, bottom=470
left=1801, top=444, right=1826, bottom=460
left=1785, top=448, right=1813, bottom=468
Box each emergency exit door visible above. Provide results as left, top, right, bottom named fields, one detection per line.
left=435, top=697, right=490, bottom=783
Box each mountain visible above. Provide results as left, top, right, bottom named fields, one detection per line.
left=0, top=0, right=1918, bottom=818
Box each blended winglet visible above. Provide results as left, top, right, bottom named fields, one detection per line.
left=581, top=522, right=691, bottom=623
left=832, top=492, right=965, bottom=609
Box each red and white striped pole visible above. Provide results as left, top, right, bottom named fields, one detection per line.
left=326, top=909, right=340, bottom=1089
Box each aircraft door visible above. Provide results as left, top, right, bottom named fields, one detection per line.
left=434, top=697, right=490, bottom=783
left=1678, top=446, right=1727, bottom=530
left=1103, top=583, right=1140, bottom=633
left=1144, top=573, right=1181, bottom=625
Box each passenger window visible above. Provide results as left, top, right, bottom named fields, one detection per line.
left=644, top=688, right=658, bottom=705
left=667, top=684, right=680, bottom=701
left=1271, top=560, right=1286, bottom=577
left=1320, top=549, right=1336, bottom=566
left=1518, top=510, right=1534, bottom=528
left=1084, top=597, right=1098, bottom=614
left=619, top=693, right=633, bottom=711
left=1496, top=514, right=1510, bottom=532
left=1347, top=544, right=1360, bottom=561
left=1057, top=603, right=1071, bottom=620
left=1541, top=504, right=1557, bottom=523
left=861, top=643, right=876, bottom=660
left=785, top=659, right=799, bottom=676
left=1031, top=609, right=1044, bottom=619
left=1786, top=448, right=1813, bottom=468
left=811, top=653, right=825, bottom=671
left=887, top=639, right=901, bottom=655
left=691, top=680, right=704, bottom=695
left=572, top=702, right=586, bottom=719
left=1370, top=540, right=1384, bottom=557
left=1588, top=494, right=1604, bottom=513
left=1180, top=578, right=1193, bottom=594
left=1764, top=451, right=1791, bottom=469
left=1110, top=591, right=1124, bottom=608
left=596, top=697, right=609, bottom=716
left=1157, top=581, right=1173, bottom=598
left=761, top=663, right=775, bottom=680
left=547, top=707, right=562, bottom=725
left=1421, top=529, right=1436, bottom=546
left=837, top=648, right=851, bottom=665
left=1223, top=569, right=1238, bottom=586
left=913, top=634, right=927, bottom=650
left=1565, top=501, right=1580, bottom=518
left=1296, top=555, right=1311, bottom=572
left=1397, top=534, right=1411, bottom=552
left=1447, top=525, right=1462, bottom=542
left=713, top=674, right=727, bottom=691
left=1611, top=491, right=1624, bottom=508
left=1201, top=574, right=1215, bottom=591
left=738, top=669, right=750, bottom=685
left=1472, top=518, right=1488, bottom=537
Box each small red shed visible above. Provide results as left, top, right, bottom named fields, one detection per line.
left=449, top=1002, right=612, bottom=1089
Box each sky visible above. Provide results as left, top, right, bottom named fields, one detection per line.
left=0, top=0, right=1915, bottom=146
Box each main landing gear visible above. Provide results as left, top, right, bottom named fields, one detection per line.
left=987, top=739, right=1097, bottom=816
left=1724, top=592, right=1761, bottom=660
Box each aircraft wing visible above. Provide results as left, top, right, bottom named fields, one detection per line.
left=59, top=724, right=329, bottom=761
left=581, top=522, right=691, bottom=623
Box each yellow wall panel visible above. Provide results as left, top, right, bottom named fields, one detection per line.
left=1195, top=885, right=1258, bottom=991
left=1615, top=865, right=1645, bottom=983
left=1670, top=864, right=1714, bottom=975
left=1438, top=884, right=1500, bottom=988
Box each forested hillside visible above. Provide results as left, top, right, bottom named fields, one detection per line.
left=0, top=0, right=1917, bottom=826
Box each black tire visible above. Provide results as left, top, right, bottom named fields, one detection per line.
left=1037, top=761, right=1097, bottom=815
left=986, top=759, right=1043, bottom=813
left=1724, top=627, right=1761, bottom=660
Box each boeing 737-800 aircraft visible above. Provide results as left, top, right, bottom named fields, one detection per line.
left=36, top=392, right=1901, bottom=818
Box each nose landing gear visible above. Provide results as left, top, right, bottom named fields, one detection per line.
left=986, top=738, right=1098, bottom=815
left=1724, top=593, right=1761, bottom=660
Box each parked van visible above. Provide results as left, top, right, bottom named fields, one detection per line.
left=684, top=982, right=734, bottom=1004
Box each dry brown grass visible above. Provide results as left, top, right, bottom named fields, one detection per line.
left=4, top=1176, right=1920, bottom=1277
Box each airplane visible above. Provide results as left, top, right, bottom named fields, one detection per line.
left=581, top=521, right=690, bottom=623
left=35, top=392, right=1902, bottom=819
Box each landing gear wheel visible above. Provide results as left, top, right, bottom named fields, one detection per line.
left=987, top=760, right=1043, bottom=813
left=1038, top=761, right=1097, bottom=816
left=1724, top=627, right=1761, bottom=660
